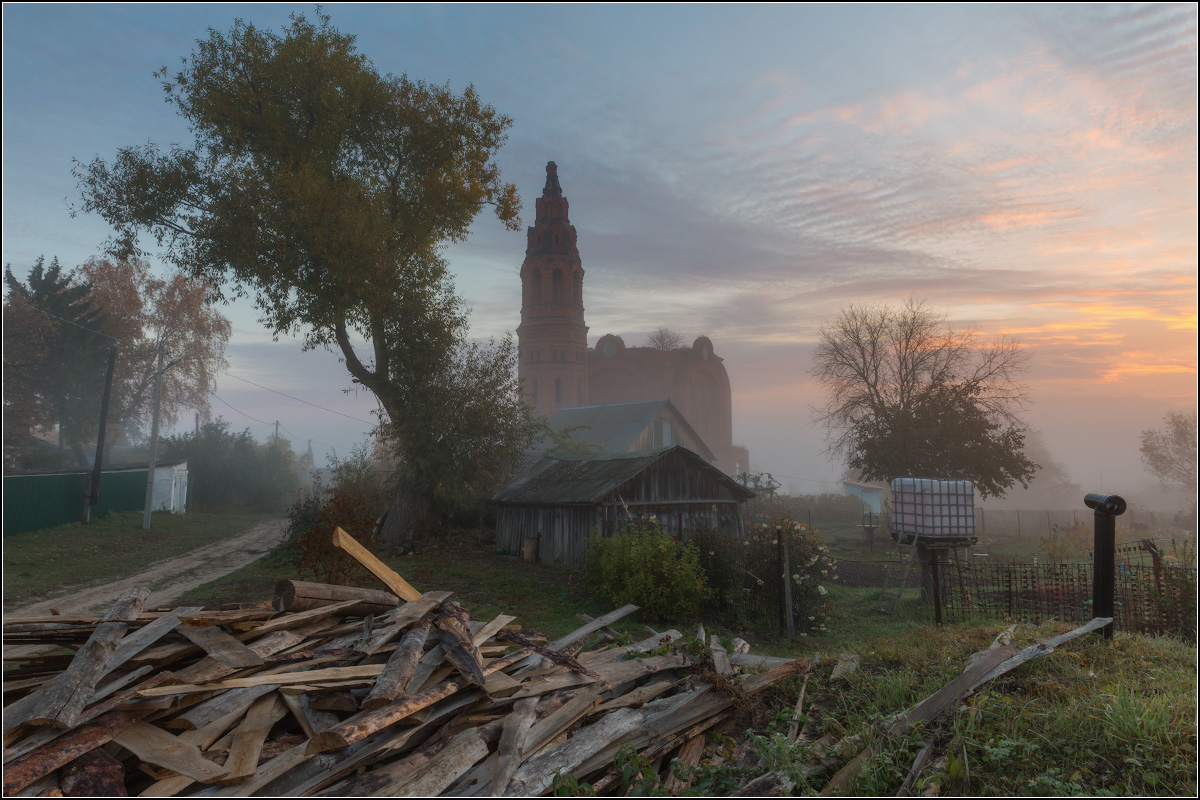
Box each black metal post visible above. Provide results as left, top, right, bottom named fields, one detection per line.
left=929, top=550, right=943, bottom=626
left=1085, top=493, right=1126, bottom=640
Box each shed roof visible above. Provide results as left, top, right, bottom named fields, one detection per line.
left=533, top=400, right=715, bottom=462
left=492, top=445, right=754, bottom=505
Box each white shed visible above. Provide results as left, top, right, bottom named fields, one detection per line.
left=150, top=460, right=189, bottom=514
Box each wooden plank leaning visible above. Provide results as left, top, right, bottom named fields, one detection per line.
left=331, top=526, right=423, bottom=602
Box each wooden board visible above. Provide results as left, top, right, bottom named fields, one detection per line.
left=176, top=625, right=265, bottom=669
left=332, top=527, right=423, bottom=602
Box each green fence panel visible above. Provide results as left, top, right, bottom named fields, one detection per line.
left=3, top=470, right=149, bottom=536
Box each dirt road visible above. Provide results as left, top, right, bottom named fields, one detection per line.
left=8, top=518, right=288, bottom=617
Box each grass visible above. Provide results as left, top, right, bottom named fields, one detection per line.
left=2, top=509, right=279, bottom=610
left=42, top=520, right=1199, bottom=795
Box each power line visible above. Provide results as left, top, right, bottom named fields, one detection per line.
left=218, top=370, right=375, bottom=425
left=6, top=295, right=124, bottom=342
left=208, top=391, right=273, bottom=426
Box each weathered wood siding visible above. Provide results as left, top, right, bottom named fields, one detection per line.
left=495, top=505, right=601, bottom=567
left=495, top=450, right=748, bottom=569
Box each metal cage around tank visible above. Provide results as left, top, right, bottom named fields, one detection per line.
left=890, top=477, right=977, bottom=545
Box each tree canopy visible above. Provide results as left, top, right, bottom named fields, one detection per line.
left=74, top=11, right=534, bottom=548
left=812, top=298, right=1037, bottom=498
left=3, top=257, right=114, bottom=468
left=3, top=256, right=231, bottom=472
left=1140, top=409, right=1197, bottom=494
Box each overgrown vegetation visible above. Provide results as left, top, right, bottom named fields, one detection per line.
left=583, top=520, right=708, bottom=621
left=166, top=419, right=300, bottom=511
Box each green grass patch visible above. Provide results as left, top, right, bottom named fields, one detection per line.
left=3, top=510, right=278, bottom=610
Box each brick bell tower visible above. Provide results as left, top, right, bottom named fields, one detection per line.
left=518, top=161, right=589, bottom=417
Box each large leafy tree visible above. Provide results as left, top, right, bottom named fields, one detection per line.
left=74, top=12, right=532, bottom=550
left=812, top=298, right=1037, bottom=498
left=847, top=379, right=1038, bottom=498
left=3, top=257, right=114, bottom=468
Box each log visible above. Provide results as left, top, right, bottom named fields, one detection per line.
left=488, top=697, right=537, bottom=796
left=331, top=527, right=423, bottom=602
left=4, top=710, right=144, bottom=795
left=361, top=615, right=434, bottom=711
left=307, top=678, right=467, bottom=754
left=273, top=580, right=400, bottom=616
left=374, top=727, right=490, bottom=797
left=6, top=587, right=149, bottom=731
left=663, top=734, right=706, bottom=795
left=436, top=602, right=487, bottom=687
left=59, top=748, right=127, bottom=798
left=504, top=707, right=645, bottom=796
left=353, top=591, right=453, bottom=657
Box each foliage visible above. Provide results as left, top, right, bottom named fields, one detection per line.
left=848, top=378, right=1038, bottom=499
left=376, top=333, right=543, bottom=552
left=166, top=419, right=299, bottom=511
left=326, top=442, right=393, bottom=516
left=3, top=257, right=115, bottom=468
left=287, top=489, right=384, bottom=585
left=1038, top=519, right=1092, bottom=565
left=812, top=298, right=1036, bottom=499
left=1140, top=409, right=1197, bottom=496
left=73, top=10, right=529, bottom=549
left=75, top=257, right=230, bottom=445
left=646, top=327, right=684, bottom=351
left=583, top=520, right=708, bottom=621
left=695, top=514, right=836, bottom=634
left=1152, top=537, right=1197, bottom=641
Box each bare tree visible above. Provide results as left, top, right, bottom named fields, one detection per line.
left=811, top=298, right=1031, bottom=478
left=647, top=327, right=684, bottom=351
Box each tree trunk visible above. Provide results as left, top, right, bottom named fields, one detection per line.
left=379, top=477, right=430, bottom=556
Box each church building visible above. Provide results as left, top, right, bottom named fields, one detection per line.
left=517, top=162, right=749, bottom=476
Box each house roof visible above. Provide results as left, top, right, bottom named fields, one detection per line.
left=534, top=399, right=716, bottom=462
left=843, top=479, right=887, bottom=492
left=492, top=445, right=754, bottom=506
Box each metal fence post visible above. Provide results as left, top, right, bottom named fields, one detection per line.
left=1085, top=493, right=1126, bottom=640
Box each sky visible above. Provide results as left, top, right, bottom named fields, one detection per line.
left=3, top=4, right=1196, bottom=505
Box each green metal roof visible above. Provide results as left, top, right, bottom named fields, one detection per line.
left=492, top=445, right=754, bottom=505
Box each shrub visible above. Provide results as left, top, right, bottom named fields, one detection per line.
left=286, top=489, right=385, bottom=585
left=583, top=520, right=707, bottom=621
left=695, top=513, right=836, bottom=634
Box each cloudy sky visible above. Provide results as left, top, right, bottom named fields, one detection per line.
left=3, top=4, right=1196, bottom=501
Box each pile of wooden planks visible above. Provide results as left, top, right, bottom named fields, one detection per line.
left=3, top=529, right=803, bottom=797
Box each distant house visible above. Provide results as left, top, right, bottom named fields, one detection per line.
left=535, top=399, right=716, bottom=463
left=492, top=445, right=754, bottom=568
left=843, top=479, right=886, bottom=514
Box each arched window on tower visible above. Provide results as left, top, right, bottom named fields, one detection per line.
left=573, top=271, right=582, bottom=304
left=530, top=269, right=542, bottom=304
left=555, top=378, right=562, bottom=406
left=552, top=269, right=564, bottom=302
left=531, top=378, right=538, bottom=406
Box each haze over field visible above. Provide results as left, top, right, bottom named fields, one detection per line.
left=3, top=4, right=1196, bottom=503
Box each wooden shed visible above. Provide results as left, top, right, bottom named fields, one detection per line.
left=492, top=445, right=755, bottom=567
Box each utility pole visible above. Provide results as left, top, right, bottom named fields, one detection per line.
left=143, top=348, right=182, bottom=530
left=275, top=420, right=280, bottom=443
left=84, top=347, right=118, bottom=523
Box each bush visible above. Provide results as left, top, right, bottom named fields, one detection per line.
left=695, top=513, right=837, bottom=634
left=286, top=489, right=385, bottom=585
left=583, top=520, right=707, bottom=622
